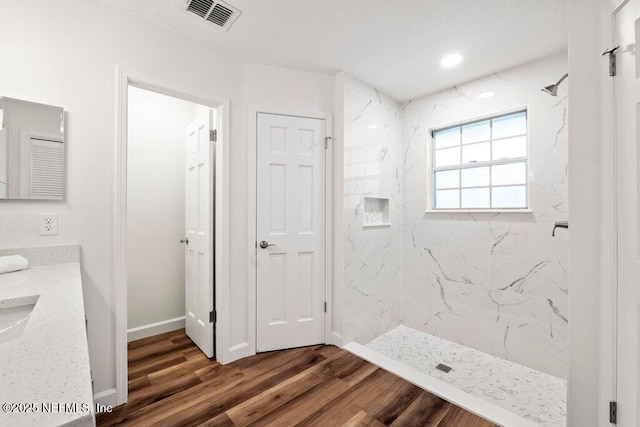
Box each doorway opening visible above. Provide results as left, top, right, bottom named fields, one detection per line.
left=114, top=72, right=230, bottom=406
left=126, top=86, right=216, bottom=356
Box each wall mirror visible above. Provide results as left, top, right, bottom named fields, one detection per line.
left=0, top=96, right=65, bottom=200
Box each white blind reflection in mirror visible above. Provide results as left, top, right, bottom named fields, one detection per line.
left=431, top=110, right=528, bottom=210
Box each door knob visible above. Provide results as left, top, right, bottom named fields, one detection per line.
left=180, top=237, right=189, bottom=244
left=259, top=240, right=275, bottom=249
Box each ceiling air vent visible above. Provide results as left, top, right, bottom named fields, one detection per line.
left=184, top=0, right=241, bottom=31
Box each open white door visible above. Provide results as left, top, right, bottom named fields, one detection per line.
left=256, top=113, right=326, bottom=352
left=615, top=0, right=640, bottom=423
left=184, top=111, right=215, bottom=358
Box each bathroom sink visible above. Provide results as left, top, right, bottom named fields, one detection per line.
left=0, top=297, right=38, bottom=343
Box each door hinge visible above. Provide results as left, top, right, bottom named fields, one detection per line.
left=610, top=401, right=617, bottom=424
left=324, top=302, right=327, bottom=313
left=325, top=136, right=332, bottom=149
left=209, top=310, right=216, bottom=323
left=210, top=129, right=217, bottom=142
left=602, top=46, right=620, bottom=77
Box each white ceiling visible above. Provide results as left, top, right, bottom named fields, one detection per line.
left=98, top=0, right=567, bottom=101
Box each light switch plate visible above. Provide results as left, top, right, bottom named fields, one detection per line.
left=38, top=213, right=58, bottom=236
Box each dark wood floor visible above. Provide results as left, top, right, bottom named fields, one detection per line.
left=97, top=329, right=495, bottom=426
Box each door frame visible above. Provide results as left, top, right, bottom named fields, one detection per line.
left=114, top=68, right=231, bottom=405
left=600, top=0, right=628, bottom=421
left=248, top=106, right=333, bottom=357
left=610, top=0, right=635, bottom=420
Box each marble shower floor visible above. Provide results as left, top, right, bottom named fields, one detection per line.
left=365, top=325, right=566, bottom=427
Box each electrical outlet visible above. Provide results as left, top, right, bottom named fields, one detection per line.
left=38, top=213, right=58, bottom=236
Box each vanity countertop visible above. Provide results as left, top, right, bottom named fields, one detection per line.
left=0, top=262, right=94, bottom=426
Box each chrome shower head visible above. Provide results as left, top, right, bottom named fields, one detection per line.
left=541, top=73, right=568, bottom=97
left=542, top=84, right=559, bottom=96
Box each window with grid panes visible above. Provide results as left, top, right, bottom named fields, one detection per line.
left=430, top=110, right=528, bottom=210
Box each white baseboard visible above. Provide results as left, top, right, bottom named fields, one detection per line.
left=127, top=316, right=185, bottom=342
left=344, top=342, right=537, bottom=427
left=330, top=331, right=343, bottom=347
left=94, top=388, right=118, bottom=411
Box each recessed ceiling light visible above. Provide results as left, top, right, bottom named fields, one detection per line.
left=367, top=124, right=377, bottom=129
left=441, top=54, right=463, bottom=68
left=478, top=91, right=494, bottom=99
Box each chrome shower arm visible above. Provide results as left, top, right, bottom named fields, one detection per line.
left=555, top=73, right=568, bottom=86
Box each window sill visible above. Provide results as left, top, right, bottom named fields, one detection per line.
left=424, top=209, right=533, bottom=214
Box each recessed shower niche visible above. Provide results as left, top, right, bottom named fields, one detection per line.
left=363, top=196, right=390, bottom=227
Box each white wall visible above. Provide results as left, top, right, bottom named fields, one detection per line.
left=342, top=74, right=403, bottom=344
left=332, top=72, right=346, bottom=345
left=0, top=0, right=334, bottom=401
left=242, top=62, right=334, bottom=114
left=126, top=86, right=200, bottom=330
left=401, top=53, right=569, bottom=378
left=567, top=0, right=613, bottom=425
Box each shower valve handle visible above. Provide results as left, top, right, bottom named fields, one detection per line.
left=552, top=221, right=568, bottom=237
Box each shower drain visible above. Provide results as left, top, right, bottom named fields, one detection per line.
left=435, top=363, right=452, bottom=373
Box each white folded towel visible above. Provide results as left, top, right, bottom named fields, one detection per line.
left=0, top=255, right=29, bottom=274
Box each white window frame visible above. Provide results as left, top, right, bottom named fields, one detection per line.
left=426, top=108, right=532, bottom=213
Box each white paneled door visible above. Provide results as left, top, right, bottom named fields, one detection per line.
left=185, top=111, right=215, bottom=358
left=615, top=0, right=640, bottom=423
left=256, top=113, right=326, bottom=352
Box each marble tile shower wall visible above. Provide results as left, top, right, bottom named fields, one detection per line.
left=343, top=75, right=403, bottom=345
left=401, top=53, right=569, bottom=378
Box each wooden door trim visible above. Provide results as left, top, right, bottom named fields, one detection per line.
left=248, top=106, right=333, bottom=358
